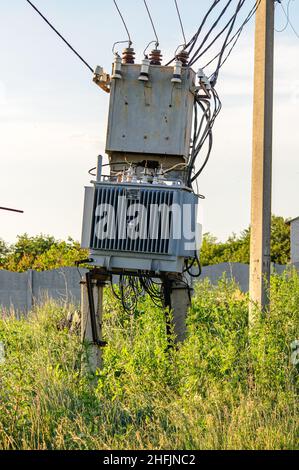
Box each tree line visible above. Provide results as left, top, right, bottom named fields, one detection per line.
left=0, top=215, right=290, bottom=272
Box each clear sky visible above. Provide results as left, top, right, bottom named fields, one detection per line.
left=0, top=0, right=299, bottom=243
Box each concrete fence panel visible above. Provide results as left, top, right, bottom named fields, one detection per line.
left=1, top=263, right=298, bottom=313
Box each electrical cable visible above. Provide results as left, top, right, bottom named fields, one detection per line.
left=165, top=0, right=221, bottom=65
left=181, top=2, right=262, bottom=184
left=113, top=0, right=133, bottom=46
left=166, top=0, right=261, bottom=80
left=187, top=0, right=221, bottom=57
left=110, top=272, right=164, bottom=313
left=25, top=0, right=94, bottom=73
left=280, top=0, right=299, bottom=38
left=143, top=0, right=160, bottom=47
left=202, top=1, right=261, bottom=72
left=186, top=85, right=221, bottom=186
left=189, top=0, right=246, bottom=68
left=209, top=0, right=246, bottom=86
left=188, top=0, right=236, bottom=66
left=187, top=253, right=202, bottom=278
left=174, top=0, right=187, bottom=46
left=275, top=0, right=292, bottom=32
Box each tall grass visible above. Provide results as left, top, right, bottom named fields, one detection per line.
left=0, top=272, right=298, bottom=450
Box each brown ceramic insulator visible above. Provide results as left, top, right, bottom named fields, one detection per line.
left=149, top=49, right=162, bottom=66
left=122, top=47, right=135, bottom=64
left=176, top=50, right=189, bottom=67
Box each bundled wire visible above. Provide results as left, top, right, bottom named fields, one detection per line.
left=204, top=0, right=261, bottom=78
left=183, top=253, right=202, bottom=278
left=111, top=273, right=164, bottom=314
left=188, top=0, right=246, bottom=68
left=168, top=1, right=261, bottom=84
left=186, top=87, right=222, bottom=186
left=182, top=1, right=261, bottom=185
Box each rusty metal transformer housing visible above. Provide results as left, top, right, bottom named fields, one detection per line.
left=106, top=64, right=196, bottom=165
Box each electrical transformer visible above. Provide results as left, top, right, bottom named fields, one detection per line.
left=82, top=177, right=200, bottom=274
left=81, top=54, right=201, bottom=275
left=106, top=64, right=195, bottom=164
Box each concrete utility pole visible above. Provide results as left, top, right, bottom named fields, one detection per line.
left=249, top=0, right=275, bottom=321
left=162, top=275, right=192, bottom=343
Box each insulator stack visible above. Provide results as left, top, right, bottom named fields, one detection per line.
left=122, top=47, right=135, bottom=64
left=149, top=49, right=162, bottom=66
left=112, top=54, right=122, bottom=79
left=176, top=50, right=189, bottom=67
left=171, top=60, right=183, bottom=84
left=138, top=58, right=151, bottom=82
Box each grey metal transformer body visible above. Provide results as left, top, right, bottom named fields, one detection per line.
left=82, top=178, right=200, bottom=274
left=106, top=64, right=195, bottom=163
left=81, top=61, right=200, bottom=275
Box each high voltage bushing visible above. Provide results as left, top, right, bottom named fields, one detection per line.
left=176, top=50, right=189, bottom=67
left=149, top=49, right=162, bottom=66
left=138, top=58, right=151, bottom=82
left=111, top=54, right=122, bottom=79
left=122, top=47, right=135, bottom=64
left=171, top=60, right=183, bottom=84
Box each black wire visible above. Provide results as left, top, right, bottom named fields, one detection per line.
left=119, top=275, right=138, bottom=314
left=187, top=85, right=222, bottom=185
left=113, top=0, right=132, bottom=46
left=194, top=90, right=222, bottom=179
left=190, top=0, right=247, bottom=69
left=110, top=280, right=122, bottom=302
left=203, top=1, right=261, bottom=73
left=165, top=0, right=261, bottom=78
left=186, top=253, right=202, bottom=278
left=189, top=0, right=236, bottom=66
left=165, top=0, right=221, bottom=65
left=210, top=0, right=246, bottom=84
left=143, top=0, right=160, bottom=47
left=191, top=131, right=213, bottom=182
left=174, top=0, right=187, bottom=45
left=25, top=0, right=94, bottom=73
left=183, top=256, right=196, bottom=273
left=216, top=0, right=261, bottom=74
left=187, top=0, right=221, bottom=56
left=187, top=99, right=211, bottom=185
left=111, top=272, right=164, bottom=313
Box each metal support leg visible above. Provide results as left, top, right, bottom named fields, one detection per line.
left=162, top=277, right=173, bottom=342
left=81, top=271, right=108, bottom=373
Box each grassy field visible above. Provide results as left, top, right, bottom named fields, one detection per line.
left=0, top=272, right=298, bottom=450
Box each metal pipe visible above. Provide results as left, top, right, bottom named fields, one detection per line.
left=96, top=155, right=103, bottom=182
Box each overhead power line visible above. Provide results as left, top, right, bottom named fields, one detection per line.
left=143, top=0, right=160, bottom=47
left=203, top=0, right=261, bottom=73
left=174, top=0, right=187, bottom=46
left=113, top=0, right=132, bottom=46
left=25, top=0, right=94, bottom=73
left=275, top=0, right=292, bottom=32
left=166, top=0, right=261, bottom=84
left=0, top=207, right=24, bottom=214
left=208, top=0, right=245, bottom=84
left=280, top=0, right=299, bottom=38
